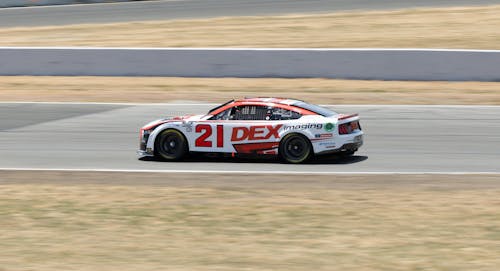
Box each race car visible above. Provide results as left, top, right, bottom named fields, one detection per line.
left=137, top=98, right=363, bottom=163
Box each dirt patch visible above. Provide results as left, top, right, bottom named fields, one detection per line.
left=0, top=5, right=499, bottom=49
left=1, top=76, right=500, bottom=104
left=0, top=171, right=499, bottom=271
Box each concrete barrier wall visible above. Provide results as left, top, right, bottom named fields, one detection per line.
left=0, top=0, right=141, bottom=8
left=0, top=47, right=499, bottom=81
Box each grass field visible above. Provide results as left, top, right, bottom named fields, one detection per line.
left=1, top=76, right=500, bottom=104
left=1, top=172, right=500, bottom=271
left=0, top=5, right=499, bottom=48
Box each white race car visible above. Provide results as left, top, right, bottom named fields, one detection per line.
left=138, top=98, right=363, bottom=163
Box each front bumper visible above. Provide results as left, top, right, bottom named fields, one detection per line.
left=138, top=129, right=154, bottom=157
left=137, top=148, right=154, bottom=158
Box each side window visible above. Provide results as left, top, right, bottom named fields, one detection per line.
left=211, top=108, right=231, bottom=120
left=210, top=105, right=302, bottom=121
left=230, top=105, right=269, bottom=120
left=269, top=107, right=302, bottom=120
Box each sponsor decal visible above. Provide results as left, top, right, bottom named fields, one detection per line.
left=315, top=133, right=333, bottom=139
left=182, top=121, right=193, bottom=132
left=319, top=142, right=334, bottom=146
left=283, top=123, right=323, bottom=131
left=231, top=124, right=282, bottom=142
left=194, top=124, right=224, bottom=147
left=324, top=123, right=335, bottom=132
left=318, top=142, right=336, bottom=149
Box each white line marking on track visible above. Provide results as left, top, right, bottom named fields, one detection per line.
left=0, top=168, right=498, bottom=175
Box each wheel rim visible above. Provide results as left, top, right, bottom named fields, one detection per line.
left=159, top=134, right=181, bottom=156
left=284, top=136, right=308, bottom=160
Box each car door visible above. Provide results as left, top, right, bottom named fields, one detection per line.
left=224, top=104, right=283, bottom=154
left=188, top=103, right=277, bottom=153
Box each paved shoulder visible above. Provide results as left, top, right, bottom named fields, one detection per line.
left=0, top=103, right=127, bottom=131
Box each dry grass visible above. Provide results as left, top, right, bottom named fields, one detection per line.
left=0, top=172, right=500, bottom=271
left=0, top=5, right=499, bottom=48
left=1, top=76, right=499, bottom=104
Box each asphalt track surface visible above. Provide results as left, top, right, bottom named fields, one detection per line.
left=0, top=103, right=498, bottom=173
left=2, top=0, right=500, bottom=27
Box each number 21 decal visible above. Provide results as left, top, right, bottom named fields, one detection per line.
left=195, top=124, right=224, bottom=147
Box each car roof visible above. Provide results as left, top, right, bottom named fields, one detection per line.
left=235, top=97, right=303, bottom=105
left=207, top=97, right=316, bottom=116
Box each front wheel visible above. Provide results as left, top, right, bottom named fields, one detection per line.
left=155, top=129, right=188, bottom=161
left=279, top=134, right=312, bottom=164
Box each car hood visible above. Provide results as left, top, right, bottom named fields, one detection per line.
left=141, top=114, right=204, bottom=130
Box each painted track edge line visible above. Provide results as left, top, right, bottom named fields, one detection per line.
left=0, top=168, right=498, bottom=175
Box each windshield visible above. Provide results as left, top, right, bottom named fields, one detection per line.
left=207, top=99, right=234, bottom=114
left=293, top=102, right=337, bottom=117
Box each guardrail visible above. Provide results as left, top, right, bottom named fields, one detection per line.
left=0, top=47, right=499, bottom=81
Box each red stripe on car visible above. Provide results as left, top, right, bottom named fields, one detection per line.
left=232, top=142, right=279, bottom=154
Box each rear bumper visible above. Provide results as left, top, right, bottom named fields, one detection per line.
left=316, top=135, right=363, bottom=155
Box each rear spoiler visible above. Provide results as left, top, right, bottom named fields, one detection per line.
left=338, top=114, right=358, bottom=120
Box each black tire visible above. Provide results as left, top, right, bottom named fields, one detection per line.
left=155, top=129, right=188, bottom=161
left=279, top=133, right=312, bottom=164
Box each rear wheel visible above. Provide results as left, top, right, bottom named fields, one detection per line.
left=279, top=134, right=312, bottom=164
left=155, top=129, right=188, bottom=161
